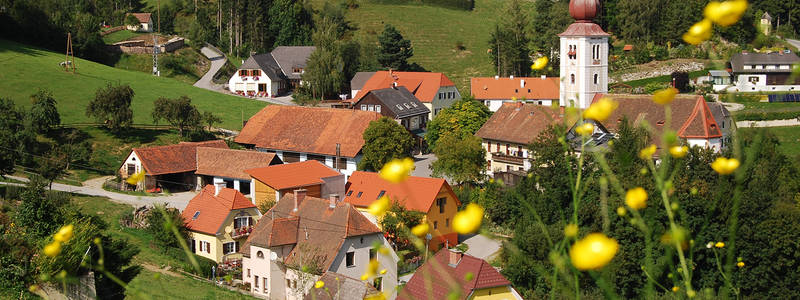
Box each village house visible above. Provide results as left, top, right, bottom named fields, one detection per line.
left=194, top=147, right=283, bottom=197
left=182, top=184, right=261, bottom=263
left=245, top=160, right=345, bottom=209
left=475, top=102, right=563, bottom=179
left=397, top=248, right=523, bottom=300
left=228, top=46, right=315, bottom=97
left=350, top=71, right=376, bottom=98
left=240, top=191, right=399, bottom=300
left=126, top=13, right=153, bottom=32
left=470, top=76, right=560, bottom=111
left=118, top=140, right=228, bottom=192
left=353, top=70, right=460, bottom=120
left=343, top=171, right=461, bottom=250
left=354, top=86, right=431, bottom=132
left=718, top=51, right=800, bottom=92
left=235, top=106, right=382, bottom=177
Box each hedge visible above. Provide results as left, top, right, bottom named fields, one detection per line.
left=364, top=0, right=474, bottom=10
left=733, top=111, right=800, bottom=121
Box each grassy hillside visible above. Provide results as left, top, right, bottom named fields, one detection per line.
left=0, top=39, right=265, bottom=130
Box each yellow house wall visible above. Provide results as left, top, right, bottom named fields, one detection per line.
left=424, top=187, right=459, bottom=248
left=190, top=231, right=222, bottom=262
left=469, top=286, right=519, bottom=300
left=253, top=178, right=277, bottom=208
left=191, top=207, right=261, bottom=263
left=482, top=140, right=527, bottom=174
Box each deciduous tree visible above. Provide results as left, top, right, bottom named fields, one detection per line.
left=86, top=84, right=134, bottom=132
left=425, top=97, right=491, bottom=149
left=358, top=117, right=414, bottom=171
left=0, top=98, right=25, bottom=175
left=28, top=89, right=61, bottom=133
left=430, top=135, right=486, bottom=184
left=152, top=95, right=202, bottom=137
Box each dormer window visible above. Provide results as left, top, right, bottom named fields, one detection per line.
left=239, top=70, right=248, bottom=76
left=396, top=104, right=404, bottom=111
left=192, top=211, right=200, bottom=220
left=377, top=190, right=385, bottom=199
left=293, top=67, right=303, bottom=73
left=357, top=192, right=363, bottom=198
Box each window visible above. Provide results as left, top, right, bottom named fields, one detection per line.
left=234, top=216, right=251, bottom=229
left=255, top=276, right=259, bottom=288
left=247, top=269, right=251, bottom=278
left=257, top=251, right=264, bottom=258
left=370, top=249, right=376, bottom=260
left=396, top=104, right=404, bottom=111
left=368, top=105, right=375, bottom=111
left=437, top=197, right=446, bottom=213
left=446, top=218, right=450, bottom=227
left=570, top=74, right=575, bottom=84
left=252, top=70, right=261, bottom=77
left=748, top=76, right=760, bottom=83
left=263, top=278, right=268, bottom=292
left=361, top=237, right=364, bottom=244
left=190, top=238, right=196, bottom=253
left=199, top=241, right=211, bottom=253
left=347, top=190, right=353, bottom=196
left=127, top=163, right=136, bottom=175
left=293, top=67, right=303, bottom=73
left=373, top=277, right=383, bottom=291
left=240, top=180, right=251, bottom=195
left=506, top=144, right=510, bottom=155
left=377, top=190, right=385, bottom=199
left=357, top=192, right=363, bottom=198
left=361, top=104, right=367, bottom=111
left=239, top=70, right=248, bottom=76
left=434, top=221, right=438, bottom=229
left=346, top=251, right=355, bottom=267
left=487, top=160, right=492, bottom=170
left=192, top=211, right=200, bottom=220
left=376, top=105, right=381, bottom=113
left=223, top=241, right=238, bottom=254
left=594, top=74, right=599, bottom=84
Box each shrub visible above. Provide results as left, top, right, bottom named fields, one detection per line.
left=145, top=204, right=189, bottom=249
left=734, top=111, right=800, bottom=121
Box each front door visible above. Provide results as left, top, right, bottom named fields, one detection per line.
left=258, top=83, right=267, bottom=92
left=410, top=116, right=419, bottom=130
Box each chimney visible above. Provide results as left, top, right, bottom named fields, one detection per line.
left=329, top=194, right=339, bottom=209
left=541, top=75, right=546, bottom=80
left=448, top=249, right=463, bottom=266
left=494, top=75, right=499, bottom=80
left=214, top=182, right=225, bottom=196
left=293, top=189, right=307, bottom=212
left=520, top=79, right=525, bottom=88
left=392, top=81, right=398, bottom=89
left=510, top=75, right=514, bottom=79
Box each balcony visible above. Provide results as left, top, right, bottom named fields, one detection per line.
left=491, top=152, right=524, bottom=165
left=231, top=225, right=254, bottom=239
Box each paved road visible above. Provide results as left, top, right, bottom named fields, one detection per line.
left=720, top=102, right=745, bottom=112
left=411, top=153, right=436, bottom=178
left=460, top=234, right=503, bottom=261
left=1, top=175, right=195, bottom=211
left=194, top=47, right=227, bottom=92
left=786, top=38, right=800, bottom=50
left=736, top=118, right=800, bottom=128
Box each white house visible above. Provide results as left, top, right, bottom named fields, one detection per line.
left=471, top=76, right=560, bottom=111
left=228, top=46, right=316, bottom=97
left=240, top=191, right=399, bottom=299
left=350, top=71, right=376, bottom=99
left=723, top=51, right=800, bottom=92
left=126, top=13, right=153, bottom=32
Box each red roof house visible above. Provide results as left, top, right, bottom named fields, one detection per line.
left=245, top=160, right=345, bottom=209
left=119, top=140, right=228, bottom=191
left=470, top=76, right=560, bottom=111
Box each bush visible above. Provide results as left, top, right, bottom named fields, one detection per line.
left=364, top=0, right=473, bottom=10
left=734, top=111, right=800, bottom=121
left=167, top=247, right=217, bottom=278
left=146, top=204, right=189, bottom=249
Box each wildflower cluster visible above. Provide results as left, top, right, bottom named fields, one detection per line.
left=683, top=0, right=747, bottom=45
left=43, top=224, right=74, bottom=257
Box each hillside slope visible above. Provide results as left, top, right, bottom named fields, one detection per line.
left=0, top=39, right=265, bottom=130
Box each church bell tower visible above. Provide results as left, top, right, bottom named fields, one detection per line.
left=559, top=0, right=609, bottom=109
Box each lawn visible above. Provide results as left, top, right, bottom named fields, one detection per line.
left=113, top=47, right=210, bottom=85
left=71, top=196, right=256, bottom=299
left=0, top=39, right=266, bottom=130
left=621, top=69, right=710, bottom=87
left=102, top=30, right=141, bottom=44
left=738, top=126, right=800, bottom=157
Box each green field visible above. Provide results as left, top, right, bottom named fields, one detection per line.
left=102, top=30, right=141, bottom=44
left=114, top=47, right=210, bottom=85
left=738, top=126, right=800, bottom=157
left=0, top=39, right=265, bottom=130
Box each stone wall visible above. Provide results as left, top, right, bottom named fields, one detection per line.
left=106, top=37, right=185, bottom=54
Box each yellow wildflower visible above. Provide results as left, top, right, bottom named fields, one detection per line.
left=379, top=158, right=415, bottom=183
left=737, top=261, right=745, bottom=268
left=715, top=241, right=725, bottom=248
left=672, top=286, right=680, bottom=292
left=564, top=224, right=578, bottom=238
left=683, top=19, right=713, bottom=45
left=126, top=170, right=146, bottom=185
left=704, top=0, right=748, bottom=27
left=53, top=224, right=74, bottom=243
left=575, top=123, right=594, bottom=136
left=43, top=241, right=62, bottom=257
left=653, top=87, right=679, bottom=105
left=639, top=144, right=657, bottom=160
left=380, top=269, right=387, bottom=275
left=411, top=223, right=430, bottom=237
left=363, top=259, right=379, bottom=279
left=582, top=97, right=618, bottom=121
left=616, top=206, right=627, bottom=216
left=365, top=292, right=387, bottom=300
left=360, top=274, right=369, bottom=281
left=569, top=233, right=619, bottom=270
left=314, top=280, right=325, bottom=289
left=378, top=246, right=390, bottom=255
left=625, top=187, right=648, bottom=210
left=687, top=290, right=697, bottom=298
left=711, top=157, right=740, bottom=175
left=368, top=196, right=391, bottom=217
left=669, top=145, right=689, bottom=158
left=452, top=203, right=484, bottom=234
left=531, top=56, right=549, bottom=70
left=511, top=96, right=517, bottom=101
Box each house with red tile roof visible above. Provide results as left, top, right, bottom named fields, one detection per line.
left=471, top=76, right=560, bottom=111
left=235, top=106, right=382, bottom=177
left=182, top=184, right=261, bottom=263
left=125, top=13, right=153, bottom=32
left=119, top=140, right=228, bottom=192
left=398, top=248, right=523, bottom=300
left=343, top=171, right=461, bottom=250
left=241, top=191, right=399, bottom=300
left=354, top=70, right=460, bottom=120
left=245, top=160, right=345, bottom=210
left=194, top=147, right=283, bottom=197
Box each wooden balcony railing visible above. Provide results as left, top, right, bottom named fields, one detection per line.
left=231, top=226, right=254, bottom=239
left=492, top=152, right=524, bottom=165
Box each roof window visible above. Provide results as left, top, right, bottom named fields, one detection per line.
left=357, top=191, right=363, bottom=198
left=396, top=104, right=404, bottom=111
left=411, top=102, right=418, bottom=107
left=377, top=190, right=386, bottom=199
left=347, top=190, right=353, bottom=196
left=192, top=211, right=200, bottom=220
left=404, top=103, right=412, bottom=109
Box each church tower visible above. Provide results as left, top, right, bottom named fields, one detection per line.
left=559, top=0, right=609, bottom=109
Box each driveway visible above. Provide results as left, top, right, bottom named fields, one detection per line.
left=2, top=175, right=195, bottom=211
left=194, top=46, right=227, bottom=92
left=411, top=153, right=436, bottom=178
left=460, top=234, right=503, bottom=261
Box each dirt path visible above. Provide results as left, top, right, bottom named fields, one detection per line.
left=141, top=262, right=181, bottom=277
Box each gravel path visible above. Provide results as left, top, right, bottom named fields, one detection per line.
left=736, top=119, right=800, bottom=128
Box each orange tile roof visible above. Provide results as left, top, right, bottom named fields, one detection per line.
left=128, top=13, right=151, bottom=23
left=354, top=71, right=456, bottom=103
left=131, top=140, right=228, bottom=175
left=181, top=185, right=256, bottom=235
left=470, top=77, right=560, bottom=100
left=234, top=106, right=382, bottom=158
left=475, top=102, right=565, bottom=145
left=398, top=249, right=512, bottom=300
left=195, top=148, right=281, bottom=179
left=342, top=171, right=460, bottom=212
left=245, top=160, right=342, bottom=190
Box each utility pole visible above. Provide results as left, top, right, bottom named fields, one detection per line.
left=65, top=32, right=76, bottom=73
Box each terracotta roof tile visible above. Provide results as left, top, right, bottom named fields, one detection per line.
left=181, top=185, right=256, bottom=235
left=354, top=71, right=456, bottom=103
left=242, top=194, right=381, bottom=271
left=245, top=160, right=342, bottom=190
left=398, top=249, right=512, bottom=300
left=128, top=13, right=151, bottom=23
left=195, top=148, right=281, bottom=179
left=343, top=171, right=459, bottom=212
left=470, top=77, right=560, bottom=100
left=475, top=102, right=564, bottom=144
left=132, top=140, right=228, bottom=175
left=558, top=22, right=610, bottom=37
left=234, top=106, right=382, bottom=158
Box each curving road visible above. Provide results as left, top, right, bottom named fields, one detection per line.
left=194, top=46, right=227, bottom=92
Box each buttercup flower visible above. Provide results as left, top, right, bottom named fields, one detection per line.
left=672, top=286, right=680, bottom=292
left=683, top=19, right=713, bottom=45
left=365, top=292, right=387, bottom=300
left=531, top=56, right=549, bottom=70
left=653, top=87, right=679, bottom=105
left=711, top=157, right=740, bottom=175
left=569, top=233, right=619, bottom=270
left=639, top=144, right=657, bottom=160
left=564, top=224, right=578, bottom=238
left=363, top=259, right=379, bottom=279
left=575, top=123, right=594, bottom=136
left=54, top=224, right=74, bottom=243
left=314, top=280, right=325, bottom=289
left=379, top=158, right=415, bottom=183
left=452, top=203, right=484, bottom=234
left=704, top=0, right=748, bottom=27
left=737, top=261, right=745, bottom=268
left=625, top=187, right=648, bottom=210
left=669, top=145, right=689, bottom=158
left=368, top=196, right=391, bottom=217
left=380, top=269, right=387, bottom=275
left=715, top=241, right=725, bottom=248
left=582, top=97, right=618, bottom=121
left=706, top=242, right=714, bottom=249
left=43, top=241, right=62, bottom=257
left=616, top=206, right=627, bottom=216
left=411, top=223, right=430, bottom=237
